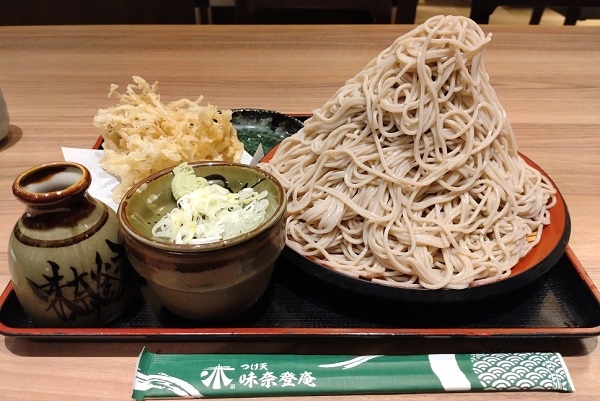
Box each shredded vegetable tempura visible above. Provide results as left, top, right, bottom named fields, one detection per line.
left=94, top=76, right=243, bottom=203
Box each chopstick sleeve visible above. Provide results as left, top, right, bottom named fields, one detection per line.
left=131, top=347, right=574, bottom=399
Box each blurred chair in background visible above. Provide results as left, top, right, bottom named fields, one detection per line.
left=470, top=0, right=600, bottom=25
left=195, top=0, right=211, bottom=24
left=233, top=0, right=394, bottom=24
left=394, top=0, right=419, bottom=24
left=530, top=5, right=600, bottom=24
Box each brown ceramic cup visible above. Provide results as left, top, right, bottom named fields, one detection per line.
left=118, top=161, right=287, bottom=320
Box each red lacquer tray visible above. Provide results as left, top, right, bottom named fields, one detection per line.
left=1, top=112, right=599, bottom=340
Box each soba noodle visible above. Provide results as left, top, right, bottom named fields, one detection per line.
left=260, top=15, right=557, bottom=290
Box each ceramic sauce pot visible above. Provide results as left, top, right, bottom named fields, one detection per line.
left=9, top=162, right=136, bottom=327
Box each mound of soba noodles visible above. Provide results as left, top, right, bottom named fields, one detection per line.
left=259, top=15, right=556, bottom=290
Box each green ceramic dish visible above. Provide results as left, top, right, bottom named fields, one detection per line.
left=232, top=108, right=303, bottom=155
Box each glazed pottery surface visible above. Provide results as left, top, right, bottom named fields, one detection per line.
left=0, top=89, right=8, bottom=142
left=118, top=161, right=287, bottom=320
left=231, top=108, right=303, bottom=155
left=9, top=162, right=135, bottom=327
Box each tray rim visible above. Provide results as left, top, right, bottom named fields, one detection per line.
left=1, top=246, right=599, bottom=340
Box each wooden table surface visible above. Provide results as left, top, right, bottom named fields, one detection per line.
left=0, top=23, right=599, bottom=400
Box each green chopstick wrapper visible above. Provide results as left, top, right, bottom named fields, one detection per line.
left=132, top=347, right=574, bottom=399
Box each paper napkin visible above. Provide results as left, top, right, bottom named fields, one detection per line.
left=61, top=147, right=256, bottom=212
